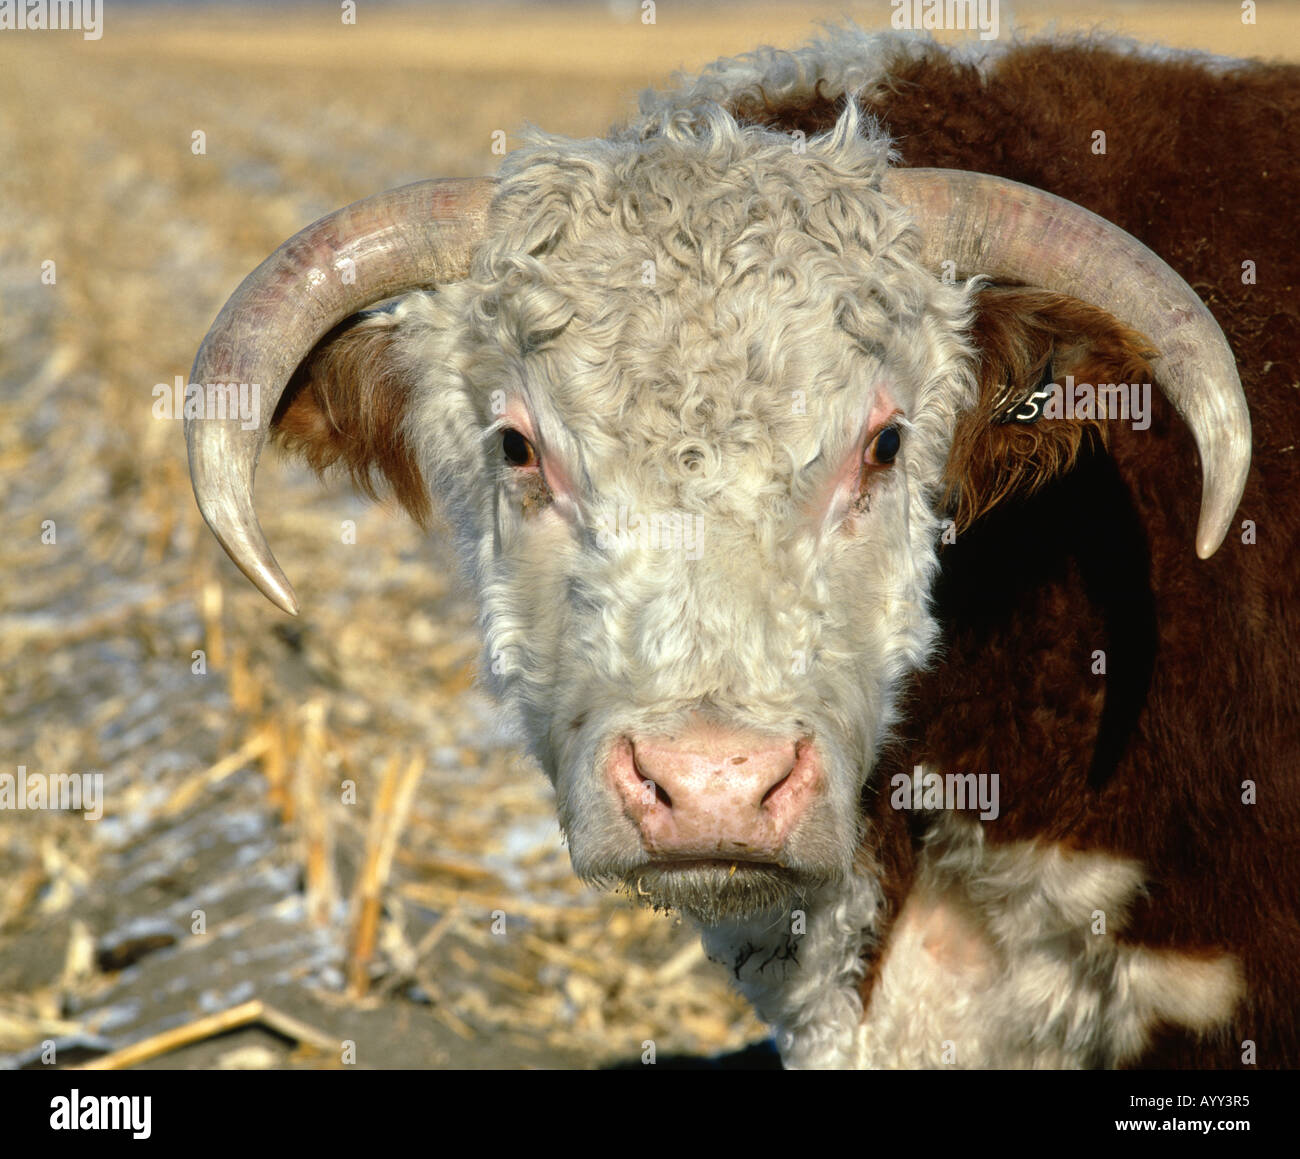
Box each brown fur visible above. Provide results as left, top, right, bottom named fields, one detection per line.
left=273, top=315, right=432, bottom=526
left=949, top=287, right=1155, bottom=532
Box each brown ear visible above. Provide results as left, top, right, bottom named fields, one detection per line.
left=945, top=287, right=1157, bottom=532
left=271, top=311, right=432, bottom=527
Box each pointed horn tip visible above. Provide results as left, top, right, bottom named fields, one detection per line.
left=260, top=576, right=301, bottom=617
left=193, top=496, right=301, bottom=616
left=233, top=547, right=300, bottom=616
left=227, top=549, right=301, bottom=616
left=1195, top=475, right=1247, bottom=560
left=1196, top=524, right=1227, bottom=561
left=1194, top=416, right=1251, bottom=561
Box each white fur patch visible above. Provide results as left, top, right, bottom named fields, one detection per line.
left=856, top=819, right=1243, bottom=1067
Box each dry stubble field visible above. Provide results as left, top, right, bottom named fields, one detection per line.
left=2, top=2, right=1297, bottom=1070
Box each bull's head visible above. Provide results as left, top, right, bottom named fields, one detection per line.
left=187, top=106, right=1249, bottom=924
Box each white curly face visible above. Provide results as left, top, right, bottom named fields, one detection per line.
left=404, top=106, right=977, bottom=921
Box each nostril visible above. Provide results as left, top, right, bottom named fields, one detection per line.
left=631, top=748, right=673, bottom=809
left=760, top=739, right=807, bottom=809
left=760, top=770, right=793, bottom=808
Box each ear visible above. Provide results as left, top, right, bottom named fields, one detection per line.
left=944, top=287, right=1157, bottom=532
left=271, top=309, right=432, bottom=527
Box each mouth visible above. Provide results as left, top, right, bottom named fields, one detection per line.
left=616, top=859, right=822, bottom=924
left=646, top=856, right=786, bottom=871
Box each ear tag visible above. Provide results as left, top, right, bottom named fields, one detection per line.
left=996, top=357, right=1054, bottom=425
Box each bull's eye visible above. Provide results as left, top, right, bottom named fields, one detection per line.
left=867, top=424, right=902, bottom=466
left=502, top=428, right=537, bottom=468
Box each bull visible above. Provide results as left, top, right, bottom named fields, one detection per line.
left=185, top=28, right=1299, bottom=1068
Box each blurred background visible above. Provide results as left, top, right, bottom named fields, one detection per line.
left=2, top=1, right=1297, bottom=1070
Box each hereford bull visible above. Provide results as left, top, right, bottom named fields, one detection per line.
left=184, top=28, right=1300, bottom=1068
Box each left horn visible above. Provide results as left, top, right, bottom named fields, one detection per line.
left=882, top=168, right=1250, bottom=560
left=185, top=177, right=497, bottom=614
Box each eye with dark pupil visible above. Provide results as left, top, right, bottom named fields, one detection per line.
left=502, top=428, right=536, bottom=467
left=871, top=425, right=902, bottom=465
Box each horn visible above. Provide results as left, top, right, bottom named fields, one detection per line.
left=882, top=168, right=1250, bottom=559
left=185, top=178, right=496, bottom=614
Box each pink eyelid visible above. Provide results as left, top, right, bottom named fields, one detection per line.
left=495, top=403, right=576, bottom=503
left=806, top=401, right=904, bottom=523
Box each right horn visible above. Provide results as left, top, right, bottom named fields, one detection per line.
left=882, top=168, right=1251, bottom=560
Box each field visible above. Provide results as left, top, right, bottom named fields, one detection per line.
left=2, top=1, right=1297, bottom=1070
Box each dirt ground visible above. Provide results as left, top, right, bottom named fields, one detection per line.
left=2, top=2, right=1297, bottom=1071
